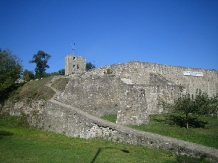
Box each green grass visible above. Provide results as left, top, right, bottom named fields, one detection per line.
left=0, top=114, right=211, bottom=163
left=11, top=76, right=55, bottom=101
left=51, top=78, right=69, bottom=92
left=128, top=113, right=218, bottom=149
left=101, top=114, right=117, bottom=123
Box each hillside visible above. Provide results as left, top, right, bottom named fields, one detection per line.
left=1, top=72, right=218, bottom=162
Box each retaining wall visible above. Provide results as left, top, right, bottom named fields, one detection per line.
left=26, top=100, right=218, bottom=163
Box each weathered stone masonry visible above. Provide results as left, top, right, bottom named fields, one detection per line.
left=65, top=54, right=86, bottom=75
left=111, top=61, right=218, bottom=96
left=3, top=60, right=218, bottom=162
left=59, top=61, right=218, bottom=125
left=25, top=99, right=218, bottom=163
left=4, top=96, right=218, bottom=162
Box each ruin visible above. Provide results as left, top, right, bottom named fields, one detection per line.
left=62, top=58, right=218, bottom=125
left=65, top=54, right=86, bottom=75
left=3, top=57, right=218, bottom=162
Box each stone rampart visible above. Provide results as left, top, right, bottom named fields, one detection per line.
left=111, top=61, right=218, bottom=96
left=117, top=84, right=180, bottom=125
left=58, top=74, right=121, bottom=117
left=26, top=99, right=218, bottom=163
left=58, top=68, right=181, bottom=125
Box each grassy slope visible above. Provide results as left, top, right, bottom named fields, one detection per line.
left=12, top=76, right=55, bottom=101
left=101, top=114, right=218, bottom=149
left=129, top=114, right=218, bottom=149
left=10, top=76, right=69, bottom=101
left=51, top=78, right=69, bottom=92
left=0, top=115, right=211, bottom=163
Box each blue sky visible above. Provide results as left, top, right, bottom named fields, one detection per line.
left=1, top=0, right=218, bottom=73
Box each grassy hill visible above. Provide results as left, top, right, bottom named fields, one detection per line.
left=0, top=114, right=211, bottom=163
left=9, top=76, right=69, bottom=101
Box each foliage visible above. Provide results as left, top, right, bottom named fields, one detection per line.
left=107, top=68, right=112, bottom=74
left=29, top=50, right=51, bottom=78
left=161, top=89, right=218, bottom=129
left=23, top=69, right=35, bottom=81
left=0, top=114, right=211, bottom=163
left=129, top=113, right=218, bottom=149
left=58, top=69, right=65, bottom=75
left=0, top=49, right=22, bottom=101
left=86, top=62, right=96, bottom=71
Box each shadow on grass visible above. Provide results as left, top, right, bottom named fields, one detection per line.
left=0, top=130, right=13, bottom=139
left=90, top=147, right=129, bottom=163
left=154, top=114, right=208, bottom=128
left=175, top=155, right=210, bottom=163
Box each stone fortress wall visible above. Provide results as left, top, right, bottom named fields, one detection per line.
left=111, top=61, right=218, bottom=96
left=60, top=60, right=218, bottom=125
left=4, top=60, right=218, bottom=162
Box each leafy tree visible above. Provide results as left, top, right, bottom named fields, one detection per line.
left=58, top=69, right=65, bottom=75
left=0, top=49, right=22, bottom=100
left=29, top=50, right=51, bottom=78
left=23, top=69, right=35, bottom=81
left=162, top=89, right=218, bottom=129
left=86, top=62, right=96, bottom=71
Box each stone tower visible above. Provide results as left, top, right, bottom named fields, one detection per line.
left=65, top=54, right=86, bottom=75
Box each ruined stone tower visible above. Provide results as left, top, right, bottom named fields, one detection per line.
left=65, top=54, right=86, bottom=75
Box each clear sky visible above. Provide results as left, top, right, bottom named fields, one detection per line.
left=1, top=0, right=218, bottom=73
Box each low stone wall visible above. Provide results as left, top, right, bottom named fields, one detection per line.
left=27, top=100, right=218, bottom=163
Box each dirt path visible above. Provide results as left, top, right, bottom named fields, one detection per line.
left=45, top=76, right=61, bottom=100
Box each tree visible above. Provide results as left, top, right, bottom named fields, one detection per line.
left=29, top=50, right=51, bottom=78
left=0, top=49, right=22, bottom=100
left=23, top=69, right=35, bottom=81
left=86, top=62, right=96, bottom=71
left=58, top=69, right=65, bottom=75
left=162, top=89, right=218, bottom=129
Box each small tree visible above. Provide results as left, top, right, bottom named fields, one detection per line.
left=162, top=89, right=218, bottom=129
left=86, top=62, right=96, bottom=71
left=23, top=69, right=35, bottom=81
left=29, top=50, right=51, bottom=78
left=58, top=69, right=65, bottom=75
